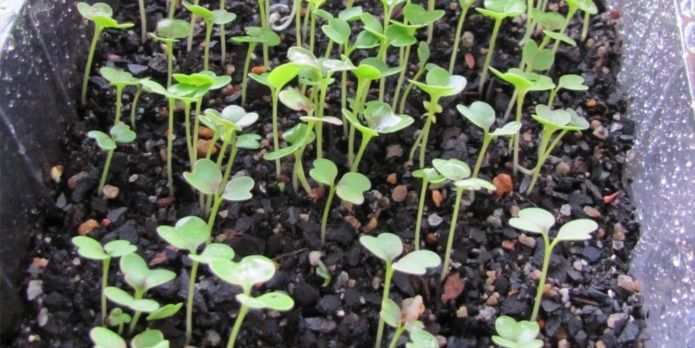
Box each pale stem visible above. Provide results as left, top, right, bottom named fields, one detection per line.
left=441, top=187, right=464, bottom=282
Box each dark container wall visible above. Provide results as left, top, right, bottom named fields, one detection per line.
left=0, top=0, right=118, bottom=336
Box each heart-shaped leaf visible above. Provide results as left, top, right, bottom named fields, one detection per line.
left=287, top=47, right=318, bottom=67
left=508, top=207, right=555, bottom=234
left=107, top=308, right=131, bottom=326
left=78, top=2, right=112, bottom=20
left=222, top=176, right=254, bottom=201
left=300, top=116, right=343, bottom=125
left=72, top=236, right=108, bottom=260
left=184, top=159, right=222, bottom=195
left=105, top=287, right=135, bottom=307
left=209, top=255, right=276, bottom=293
left=146, top=302, right=183, bottom=321
left=267, top=63, right=302, bottom=90
left=359, top=233, right=403, bottom=263
left=360, top=13, right=384, bottom=38
left=336, top=172, right=371, bottom=204
left=407, top=329, right=438, bottom=348
left=310, top=158, right=338, bottom=186
left=353, top=30, right=381, bottom=50
left=352, top=63, right=382, bottom=81
left=155, top=19, right=190, bottom=39
left=566, top=0, right=598, bottom=14
left=203, top=109, right=241, bottom=133
left=120, top=254, right=176, bottom=293
left=104, top=240, right=137, bottom=258
left=89, top=326, right=126, bottom=348
left=129, top=299, right=161, bottom=313
left=363, top=101, right=414, bottom=133
left=263, top=141, right=305, bottom=161
left=237, top=134, right=261, bottom=150
left=522, top=41, right=554, bottom=71
left=531, top=9, right=565, bottom=31
left=478, top=0, right=526, bottom=17
left=232, top=26, right=280, bottom=45
left=411, top=67, right=466, bottom=98
left=543, top=30, right=576, bottom=46
left=188, top=243, right=235, bottom=264
left=198, top=71, right=231, bottom=90
left=182, top=2, right=214, bottom=20
left=532, top=105, right=571, bottom=128
left=110, top=123, right=136, bottom=143
left=490, top=121, right=522, bottom=137
left=279, top=87, right=315, bottom=112
left=100, top=67, right=139, bottom=86
left=558, top=74, right=588, bottom=91
left=417, top=42, right=430, bottom=64
left=380, top=298, right=401, bottom=328
left=156, top=216, right=209, bottom=252
left=392, top=250, right=441, bottom=275
left=457, top=101, right=495, bottom=130
left=236, top=292, right=295, bottom=311
left=402, top=4, right=445, bottom=27
left=556, top=219, right=597, bottom=242
left=212, top=9, right=236, bottom=25
left=385, top=24, right=416, bottom=47
left=493, top=315, right=542, bottom=347
left=339, top=6, right=363, bottom=21
left=432, top=158, right=471, bottom=181
left=489, top=67, right=534, bottom=92
left=566, top=109, right=590, bottom=130
left=412, top=168, right=445, bottom=185
left=221, top=105, right=258, bottom=128
left=322, top=18, right=351, bottom=45
left=454, top=178, right=496, bottom=191
left=88, top=130, right=116, bottom=151
left=131, top=329, right=169, bottom=348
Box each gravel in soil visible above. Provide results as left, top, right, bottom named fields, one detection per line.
left=7, top=0, right=646, bottom=347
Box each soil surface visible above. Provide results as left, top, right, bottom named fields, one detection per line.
left=8, top=0, right=646, bottom=347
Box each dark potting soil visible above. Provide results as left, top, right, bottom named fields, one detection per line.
left=8, top=0, right=646, bottom=347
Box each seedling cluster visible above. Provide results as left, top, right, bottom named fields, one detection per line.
left=72, top=0, right=604, bottom=346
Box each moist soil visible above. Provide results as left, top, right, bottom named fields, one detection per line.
left=8, top=0, right=646, bottom=347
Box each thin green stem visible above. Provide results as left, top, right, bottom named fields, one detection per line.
left=351, top=134, right=372, bottom=172
left=324, top=40, right=333, bottom=58
left=187, top=0, right=200, bottom=52
left=294, top=0, right=302, bottom=46
left=302, top=2, right=311, bottom=44
left=527, top=129, right=566, bottom=194
left=185, top=260, right=200, bottom=345
left=166, top=98, right=175, bottom=196
left=449, top=4, right=471, bottom=74
left=220, top=132, right=238, bottom=191
left=547, top=87, right=559, bottom=107
left=184, top=102, right=194, bottom=165
left=271, top=90, right=281, bottom=178
left=114, top=86, right=124, bottom=125
left=425, top=0, right=434, bottom=44
left=82, top=25, right=103, bottom=105
left=226, top=303, right=249, bottom=348
left=100, top=257, right=111, bottom=324
left=138, top=0, right=147, bottom=43
left=192, top=99, right=203, bottom=163
left=398, top=64, right=426, bottom=114
left=241, top=43, right=256, bottom=107
left=479, top=18, right=502, bottom=95
left=388, top=325, right=406, bottom=348
left=512, top=91, right=526, bottom=175
left=130, top=85, right=142, bottom=130
left=206, top=195, right=223, bottom=244
left=419, top=110, right=434, bottom=169
left=523, top=0, right=534, bottom=44
left=168, top=0, right=176, bottom=19
left=440, top=188, right=464, bottom=282
left=309, top=8, right=317, bottom=55
left=293, top=152, right=312, bottom=195
left=408, top=127, right=424, bottom=165
left=128, top=289, right=145, bottom=334
left=581, top=11, right=590, bottom=41
left=530, top=234, right=553, bottom=321
left=320, top=185, right=337, bottom=244
left=98, top=148, right=115, bottom=195
left=392, top=44, right=412, bottom=109
left=166, top=42, right=174, bottom=88
left=473, top=132, right=492, bottom=178
left=316, top=78, right=329, bottom=160
left=347, top=81, right=369, bottom=167
left=414, top=177, right=429, bottom=250
left=374, top=265, right=394, bottom=348
left=204, top=20, right=213, bottom=71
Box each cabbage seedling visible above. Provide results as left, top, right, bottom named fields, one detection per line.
left=491, top=315, right=543, bottom=348
left=412, top=167, right=445, bottom=250
left=343, top=101, right=414, bottom=171
left=391, top=4, right=444, bottom=107
left=456, top=101, right=521, bottom=178
left=232, top=27, right=281, bottom=106
left=105, top=253, right=178, bottom=333
left=508, top=208, right=597, bottom=320
left=407, top=329, right=438, bottom=348
left=360, top=232, right=441, bottom=348
left=71, top=236, right=136, bottom=323
left=449, top=0, right=475, bottom=74
left=380, top=296, right=427, bottom=348
left=129, top=77, right=150, bottom=130
left=310, top=158, right=371, bottom=244
left=106, top=308, right=131, bottom=335
left=99, top=67, right=140, bottom=127
left=526, top=105, right=589, bottom=194
left=77, top=2, right=133, bottom=105
left=409, top=66, right=467, bottom=168
left=250, top=63, right=302, bottom=178
left=209, top=255, right=295, bottom=348
left=156, top=216, right=211, bottom=344
left=184, top=158, right=255, bottom=240
left=88, top=123, right=136, bottom=194
left=398, top=43, right=430, bottom=114
left=89, top=327, right=170, bottom=348
left=150, top=19, right=191, bottom=87
left=547, top=74, right=588, bottom=107
left=432, top=159, right=496, bottom=281
left=521, top=40, right=554, bottom=73
left=476, top=0, right=526, bottom=95
left=182, top=2, right=237, bottom=70
left=489, top=67, right=554, bottom=174
left=305, top=0, right=328, bottom=54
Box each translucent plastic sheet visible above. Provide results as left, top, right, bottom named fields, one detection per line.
left=614, top=0, right=695, bottom=345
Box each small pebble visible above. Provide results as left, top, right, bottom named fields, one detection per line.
left=27, top=280, right=43, bottom=301
left=386, top=173, right=397, bottom=185
left=583, top=206, right=602, bottom=218
left=426, top=233, right=438, bottom=244
left=586, top=99, right=597, bottom=108
left=198, top=139, right=216, bottom=157
left=590, top=119, right=602, bottom=130
left=68, top=171, right=88, bottom=190
left=518, top=234, right=536, bottom=248
left=226, top=64, right=236, bottom=75
left=486, top=292, right=500, bottom=306
left=428, top=213, right=443, bottom=227
left=392, top=185, right=408, bottom=202
left=78, top=219, right=99, bottom=235
left=432, top=190, right=443, bottom=207
left=555, top=162, right=570, bottom=176
left=37, top=308, right=48, bottom=327
left=50, top=165, right=63, bottom=183
left=557, top=339, right=570, bottom=348
left=531, top=269, right=542, bottom=281
left=205, top=330, right=221, bottom=346
left=617, top=275, right=635, bottom=292
left=501, top=240, right=515, bottom=250
left=308, top=251, right=321, bottom=267
left=461, top=31, right=474, bottom=48
left=607, top=313, right=627, bottom=329
left=560, top=204, right=572, bottom=216
left=102, top=185, right=119, bottom=199
left=128, top=174, right=138, bottom=183
left=593, top=126, right=609, bottom=140
left=456, top=306, right=468, bottom=318
left=386, top=144, right=403, bottom=159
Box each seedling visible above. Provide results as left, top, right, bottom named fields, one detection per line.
left=391, top=4, right=444, bottom=107
left=547, top=74, right=588, bottom=107
left=305, top=0, right=328, bottom=54
left=77, top=2, right=133, bottom=105
left=489, top=67, right=554, bottom=174
left=71, top=236, right=136, bottom=323
left=129, top=77, right=150, bottom=130
left=521, top=40, right=554, bottom=73
left=409, top=66, right=467, bottom=168
left=232, top=27, right=281, bottom=106
left=105, top=253, right=178, bottom=333
left=209, top=255, right=294, bottom=348
left=456, top=101, right=521, bottom=178
left=89, top=327, right=170, bottom=348
left=432, top=159, right=495, bottom=281
left=250, top=63, right=303, bottom=178
left=412, top=167, right=445, bottom=250
left=491, top=315, right=543, bottom=348
left=150, top=19, right=191, bottom=87
left=184, top=158, right=255, bottom=239
left=106, top=308, right=131, bottom=335
left=508, top=208, right=597, bottom=320
left=182, top=2, right=237, bottom=70
left=449, top=0, right=475, bottom=74
left=184, top=72, right=232, bottom=164
left=380, top=296, right=426, bottom=348
left=398, top=43, right=430, bottom=114
left=99, top=67, right=140, bottom=127
left=309, top=251, right=332, bottom=287
left=476, top=0, right=526, bottom=95
left=88, top=123, right=137, bottom=195
left=156, top=216, right=211, bottom=344
left=526, top=105, right=589, bottom=193
left=407, top=329, right=439, bottom=348
left=344, top=101, right=413, bottom=172
left=309, top=158, right=371, bottom=243
left=360, top=232, right=440, bottom=348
